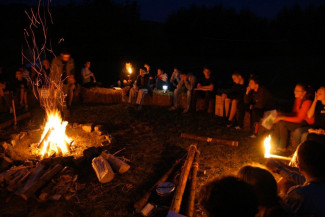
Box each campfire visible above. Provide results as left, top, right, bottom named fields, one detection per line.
left=38, top=110, right=72, bottom=158
left=263, top=135, right=291, bottom=161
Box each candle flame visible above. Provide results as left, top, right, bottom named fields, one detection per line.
left=125, top=63, right=132, bottom=74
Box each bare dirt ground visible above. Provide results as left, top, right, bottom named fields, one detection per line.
left=0, top=103, right=268, bottom=217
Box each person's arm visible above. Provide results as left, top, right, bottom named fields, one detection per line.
left=244, top=87, right=252, bottom=104
left=281, top=100, right=312, bottom=123
left=307, top=93, right=318, bottom=119
left=196, top=83, right=214, bottom=91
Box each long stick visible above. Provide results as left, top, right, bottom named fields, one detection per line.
left=170, top=144, right=197, bottom=213
left=134, top=156, right=184, bottom=213
left=187, top=150, right=200, bottom=217
left=181, top=133, right=238, bottom=147
left=267, top=154, right=291, bottom=161
left=11, top=99, right=17, bottom=127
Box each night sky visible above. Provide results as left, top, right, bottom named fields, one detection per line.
left=1, top=0, right=325, bottom=22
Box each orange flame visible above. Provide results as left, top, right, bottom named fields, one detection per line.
left=125, top=63, right=132, bottom=74
left=264, top=135, right=271, bottom=158
left=39, top=110, right=71, bottom=158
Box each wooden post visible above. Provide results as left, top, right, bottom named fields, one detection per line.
left=170, top=144, right=197, bottom=214
left=134, top=156, right=184, bottom=213
left=180, top=133, right=239, bottom=147
left=187, top=150, right=200, bottom=217
left=92, top=155, right=115, bottom=183
left=101, top=151, right=130, bottom=174
left=11, top=98, right=17, bottom=127
left=20, top=164, right=63, bottom=200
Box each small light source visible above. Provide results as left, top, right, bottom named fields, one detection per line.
left=128, top=67, right=132, bottom=74
left=163, top=85, right=168, bottom=93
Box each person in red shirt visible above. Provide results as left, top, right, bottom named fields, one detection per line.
left=272, top=83, right=314, bottom=152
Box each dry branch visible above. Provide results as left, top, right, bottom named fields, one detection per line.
left=170, top=144, right=197, bottom=214
left=180, top=133, right=239, bottom=147
left=134, top=156, right=184, bottom=213
left=187, top=150, right=200, bottom=217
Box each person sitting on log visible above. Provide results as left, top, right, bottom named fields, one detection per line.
left=169, top=71, right=196, bottom=113
left=169, top=67, right=181, bottom=91
left=81, top=61, right=97, bottom=88
left=155, top=68, right=168, bottom=90
left=237, top=165, right=295, bottom=217
left=272, top=83, right=314, bottom=153
left=221, top=71, right=246, bottom=129
left=191, top=66, right=215, bottom=113
left=199, top=176, right=258, bottom=217
left=293, top=86, right=325, bottom=146
left=272, top=141, right=325, bottom=217
left=244, top=76, right=274, bottom=138
left=128, top=67, right=150, bottom=110
left=144, top=63, right=155, bottom=90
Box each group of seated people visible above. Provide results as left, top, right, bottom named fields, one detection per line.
left=199, top=139, right=325, bottom=217
left=1, top=50, right=98, bottom=113
left=126, top=64, right=324, bottom=155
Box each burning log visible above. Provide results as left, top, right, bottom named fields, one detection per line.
left=170, top=144, right=197, bottom=214
left=187, top=150, right=200, bottom=217
left=20, top=164, right=63, bottom=200
left=38, top=128, right=52, bottom=150
left=92, top=155, right=115, bottom=183
left=180, top=133, right=239, bottom=147
left=134, top=156, right=184, bottom=213
left=101, top=151, right=130, bottom=174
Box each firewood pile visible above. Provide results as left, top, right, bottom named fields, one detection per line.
left=81, top=87, right=123, bottom=104
left=0, top=121, right=131, bottom=202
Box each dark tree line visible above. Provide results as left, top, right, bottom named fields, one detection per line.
left=0, top=1, right=324, bottom=87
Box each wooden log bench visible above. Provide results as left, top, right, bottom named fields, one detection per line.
left=80, top=87, right=123, bottom=104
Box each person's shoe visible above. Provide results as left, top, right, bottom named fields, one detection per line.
left=250, top=134, right=257, bottom=139
left=234, top=126, right=241, bottom=130
left=169, top=106, right=177, bottom=111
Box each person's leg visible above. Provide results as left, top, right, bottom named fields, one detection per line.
left=173, top=88, right=179, bottom=108
left=275, top=121, right=305, bottom=149
left=128, top=87, right=136, bottom=104
left=23, top=89, right=28, bottom=110
left=251, top=108, right=264, bottom=133
left=228, top=99, right=238, bottom=121
left=67, top=84, right=75, bottom=107
left=224, top=98, right=230, bottom=117
left=293, top=126, right=310, bottom=147
left=185, top=89, right=192, bottom=112
left=136, top=89, right=148, bottom=105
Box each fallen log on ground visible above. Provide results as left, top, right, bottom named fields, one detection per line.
left=180, top=133, right=239, bottom=147
left=186, top=150, right=200, bottom=217
left=134, top=156, right=184, bottom=213
left=0, top=112, right=31, bottom=130
left=170, top=144, right=197, bottom=214
left=20, top=164, right=63, bottom=200
left=92, top=155, right=114, bottom=183
left=101, top=150, right=130, bottom=174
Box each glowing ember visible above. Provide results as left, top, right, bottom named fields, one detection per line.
left=39, top=110, right=72, bottom=158
left=263, top=135, right=291, bottom=161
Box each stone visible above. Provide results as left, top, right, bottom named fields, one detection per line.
left=94, top=125, right=103, bottom=132
left=82, top=124, right=93, bottom=133
left=10, top=140, right=16, bottom=147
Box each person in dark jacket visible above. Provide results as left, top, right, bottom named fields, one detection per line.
left=244, top=76, right=274, bottom=137
left=128, top=67, right=150, bottom=110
